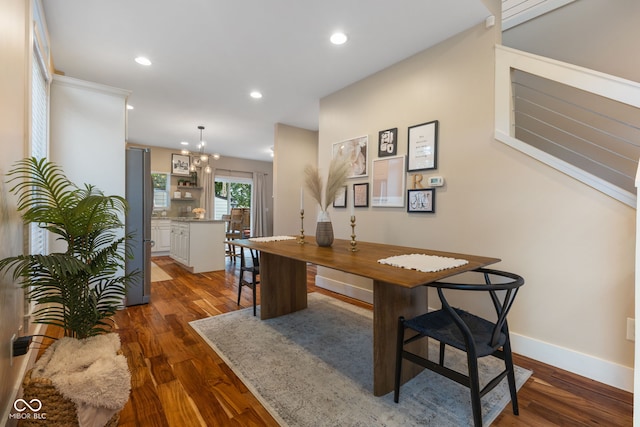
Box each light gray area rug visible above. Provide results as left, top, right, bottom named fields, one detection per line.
left=189, top=293, right=531, bottom=426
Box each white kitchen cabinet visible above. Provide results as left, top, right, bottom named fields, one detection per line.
left=169, top=220, right=225, bottom=273
left=151, top=219, right=171, bottom=254
left=170, top=221, right=189, bottom=265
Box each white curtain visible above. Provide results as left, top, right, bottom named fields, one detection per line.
left=202, top=168, right=215, bottom=219
left=253, top=172, right=269, bottom=237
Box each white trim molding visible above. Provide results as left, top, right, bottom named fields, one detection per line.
left=315, top=275, right=373, bottom=305
left=1, top=324, right=46, bottom=423
left=317, top=274, right=633, bottom=392
left=494, top=44, right=640, bottom=208
left=511, top=332, right=633, bottom=392
left=502, top=0, right=576, bottom=31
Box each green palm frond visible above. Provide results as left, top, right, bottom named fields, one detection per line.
left=0, top=157, right=136, bottom=339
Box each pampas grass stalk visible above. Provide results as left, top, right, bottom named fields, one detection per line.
left=304, top=158, right=350, bottom=212
left=323, top=158, right=350, bottom=210
left=304, top=165, right=323, bottom=209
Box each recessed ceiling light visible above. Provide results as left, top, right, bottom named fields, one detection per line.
left=330, top=32, right=348, bottom=45
left=134, top=56, right=152, bottom=66
left=180, top=141, right=189, bottom=146
left=126, top=104, right=134, bottom=110
left=250, top=91, right=263, bottom=99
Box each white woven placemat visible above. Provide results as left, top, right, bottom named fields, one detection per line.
left=378, top=253, right=469, bottom=272
left=248, top=236, right=296, bottom=242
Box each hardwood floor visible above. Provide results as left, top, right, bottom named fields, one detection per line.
left=48, top=255, right=633, bottom=426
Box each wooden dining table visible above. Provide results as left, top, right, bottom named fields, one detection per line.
left=233, top=236, right=500, bottom=396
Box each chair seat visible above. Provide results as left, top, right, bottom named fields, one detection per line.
left=226, top=231, right=242, bottom=239
left=404, top=308, right=506, bottom=357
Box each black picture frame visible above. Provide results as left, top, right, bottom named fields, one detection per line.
left=407, top=120, right=438, bottom=171
left=407, top=188, right=435, bottom=213
left=333, top=186, right=347, bottom=208
left=353, top=182, right=369, bottom=208
left=171, top=153, right=191, bottom=176
left=378, top=128, right=398, bottom=157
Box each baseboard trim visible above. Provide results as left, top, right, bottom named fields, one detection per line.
left=510, top=333, right=633, bottom=392
left=315, top=275, right=633, bottom=392
left=1, top=323, right=46, bottom=425
left=315, top=275, right=373, bottom=304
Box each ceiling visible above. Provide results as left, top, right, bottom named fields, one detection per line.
left=42, top=1, right=490, bottom=162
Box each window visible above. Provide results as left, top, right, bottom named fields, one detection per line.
left=30, top=9, right=50, bottom=258
left=214, top=173, right=252, bottom=220
left=152, top=172, right=170, bottom=210
left=28, top=0, right=51, bottom=329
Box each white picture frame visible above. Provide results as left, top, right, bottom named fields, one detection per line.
left=371, top=155, right=406, bottom=207
left=332, top=135, right=368, bottom=178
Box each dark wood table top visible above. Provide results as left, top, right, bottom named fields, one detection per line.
left=234, top=237, right=500, bottom=288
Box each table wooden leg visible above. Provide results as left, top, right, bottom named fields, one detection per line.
left=373, top=280, right=428, bottom=396
left=259, top=252, right=308, bottom=320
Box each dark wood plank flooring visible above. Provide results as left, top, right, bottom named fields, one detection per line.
left=40, top=255, right=634, bottom=426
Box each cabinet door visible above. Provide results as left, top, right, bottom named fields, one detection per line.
left=170, top=224, right=182, bottom=262
left=150, top=225, right=160, bottom=253
left=178, top=227, right=190, bottom=264
left=170, top=223, right=189, bottom=265
left=156, top=222, right=171, bottom=251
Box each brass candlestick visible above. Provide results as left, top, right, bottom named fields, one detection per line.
left=298, top=209, right=306, bottom=244
left=349, top=215, right=359, bottom=252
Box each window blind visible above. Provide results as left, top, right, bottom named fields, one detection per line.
left=26, top=20, right=51, bottom=328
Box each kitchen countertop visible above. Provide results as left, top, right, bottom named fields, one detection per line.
left=152, top=217, right=225, bottom=223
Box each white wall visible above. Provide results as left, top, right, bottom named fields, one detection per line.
left=314, top=7, right=634, bottom=391
left=50, top=75, right=129, bottom=202
left=502, top=0, right=640, bottom=83
left=273, top=123, right=318, bottom=236
left=0, top=0, right=32, bottom=420
left=502, top=0, right=639, bottom=401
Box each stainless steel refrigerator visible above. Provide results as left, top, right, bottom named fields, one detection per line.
left=125, top=147, right=152, bottom=305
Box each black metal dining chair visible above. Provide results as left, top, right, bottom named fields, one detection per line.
left=238, top=247, right=260, bottom=316
left=394, top=268, right=525, bottom=427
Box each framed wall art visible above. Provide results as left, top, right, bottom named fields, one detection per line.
left=371, top=155, right=406, bottom=207
left=171, top=153, right=191, bottom=176
left=353, top=182, right=369, bottom=208
left=332, top=135, right=368, bottom=178
left=378, top=128, right=398, bottom=157
left=407, top=188, right=435, bottom=213
left=407, top=120, right=438, bottom=171
left=333, top=186, right=347, bottom=208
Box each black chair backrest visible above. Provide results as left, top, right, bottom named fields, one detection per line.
left=249, top=248, right=259, bottom=267
left=430, top=268, right=524, bottom=348
left=240, top=238, right=260, bottom=269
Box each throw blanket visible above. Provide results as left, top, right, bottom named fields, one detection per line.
left=33, top=333, right=130, bottom=427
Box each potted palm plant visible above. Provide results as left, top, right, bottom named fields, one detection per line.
left=0, top=157, right=135, bottom=337
left=0, top=157, right=134, bottom=426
